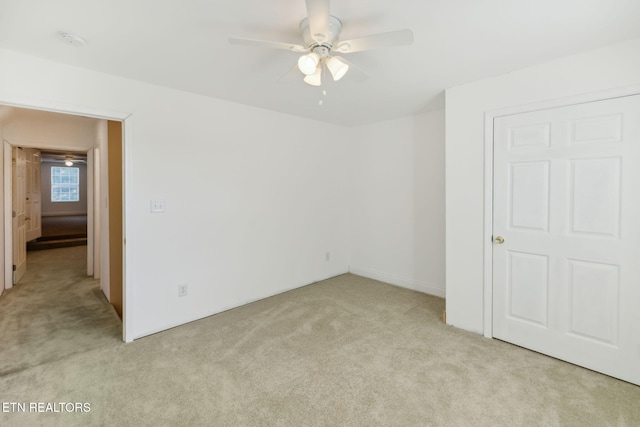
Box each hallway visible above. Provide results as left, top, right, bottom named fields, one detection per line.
left=28, top=215, right=89, bottom=251
left=0, top=246, right=121, bottom=376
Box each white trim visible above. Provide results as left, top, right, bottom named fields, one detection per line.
left=87, top=148, right=94, bottom=277
left=349, top=265, right=445, bottom=298
left=0, top=96, right=132, bottom=342
left=131, top=271, right=351, bottom=340
left=483, top=112, right=494, bottom=338
left=0, top=97, right=130, bottom=122
left=482, top=83, right=640, bottom=339
left=122, top=116, right=134, bottom=343
left=3, top=141, right=12, bottom=290
left=7, top=141, right=93, bottom=152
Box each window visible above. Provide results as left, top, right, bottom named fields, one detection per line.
left=51, top=166, right=80, bottom=202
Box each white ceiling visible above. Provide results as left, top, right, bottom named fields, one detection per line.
left=1, top=0, right=640, bottom=126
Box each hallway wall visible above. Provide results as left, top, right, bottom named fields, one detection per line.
left=2, top=112, right=96, bottom=151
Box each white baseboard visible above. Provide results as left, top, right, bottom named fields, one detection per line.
left=132, top=269, right=351, bottom=340
left=348, top=265, right=445, bottom=298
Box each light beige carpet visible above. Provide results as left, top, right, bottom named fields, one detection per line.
left=0, top=246, right=121, bottom=377
left=0, top=248, right=639, bottom=426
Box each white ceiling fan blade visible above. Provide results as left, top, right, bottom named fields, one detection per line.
left=229, top=37, right=307, bottom=53
left=334, top=29, right=414, bottom=54
left=278, top=64, right=305, bottom=83
left=305, top=0, right=330, bottom=44
left=335, top=57, right=369, bottom=82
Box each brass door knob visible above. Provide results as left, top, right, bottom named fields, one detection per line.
left=494, top=236, right=505, bottom=244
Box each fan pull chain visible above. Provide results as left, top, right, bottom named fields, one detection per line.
left=318, top=90, right=327, bottom=106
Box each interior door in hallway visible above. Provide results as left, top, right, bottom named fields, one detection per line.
left=12, top=147, right=27, bottom=284
left=492, top=95, right=640, bottom=385
left=24, top=148, right=42, bottom=242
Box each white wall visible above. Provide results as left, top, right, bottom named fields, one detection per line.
left=445, top=37, right=640, bottom=334
left=2, top=116, right=96, bottom=151
left=0, top=48, right=352, bottom=339
left=349, top=110, right=445, bottom=297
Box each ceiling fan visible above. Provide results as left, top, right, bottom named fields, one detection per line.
left=229, top=0, right=414, bottom=86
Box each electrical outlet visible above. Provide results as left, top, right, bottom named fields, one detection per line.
left=151, top=200, right=166, bottom=213
left=325, top=252, right=331, bottom=261
left=178, top=284, right=188, bottom=297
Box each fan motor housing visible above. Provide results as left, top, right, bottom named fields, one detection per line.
left=300, top=15, right=342, bottom=49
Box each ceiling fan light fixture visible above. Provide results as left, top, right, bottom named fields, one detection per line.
left=298, top=52, right=320, bottom=75
left=303, top=66, right=322, bottom=86
left=229, top=2, right=413, bottom=89
left=326, top=56, right=349, bottom=81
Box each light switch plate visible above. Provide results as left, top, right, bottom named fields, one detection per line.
left=151, top=200, right=166, bottom=213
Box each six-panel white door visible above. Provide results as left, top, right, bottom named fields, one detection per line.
left=12, top=146, right=27, bottom=284
left=25, top=148, right=42, bottom=242
left=493, top=95, right=640, bottom=385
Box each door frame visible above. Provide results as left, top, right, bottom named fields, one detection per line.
left=2, top=141, right=10, bottom=290
left=87, top=147, right=94, bottom=277
left=482, top=84, right=640, bottom=338
left=0, top=96, right=133, bottom=342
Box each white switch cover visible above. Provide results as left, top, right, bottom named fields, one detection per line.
left=151, top=200, right=166, bottom=213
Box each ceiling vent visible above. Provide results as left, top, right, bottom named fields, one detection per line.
left=58, top=32, right=86, bottom=47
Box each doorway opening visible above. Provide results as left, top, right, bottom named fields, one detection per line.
left=0, top=104, right=128, bottom=362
